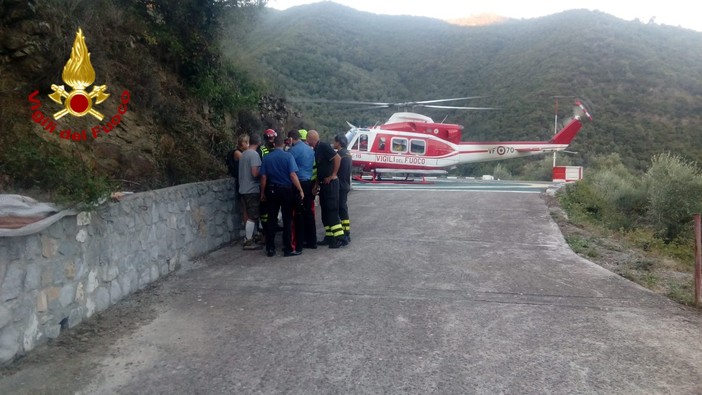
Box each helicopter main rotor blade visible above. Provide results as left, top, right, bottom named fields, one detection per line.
left=289, top=98, right=392, bottom=107
left=290, top=97, right=490, bottom=107
left=343, top=105, right=393, bottom=111
left=414, top=96, right=487, bottom=104
left=421, top=104, right=497, bottom=110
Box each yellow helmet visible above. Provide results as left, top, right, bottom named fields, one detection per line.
left=298, top=129, right=308, bottom=140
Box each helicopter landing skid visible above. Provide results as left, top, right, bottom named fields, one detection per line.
left=353, top=171, right=434, bottom=184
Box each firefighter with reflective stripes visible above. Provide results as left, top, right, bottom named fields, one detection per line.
left=257, top=129, right=276, bottom=158
left=307, top=130, right=347, bottom=248
left=334, top=134, right=352, bottom=244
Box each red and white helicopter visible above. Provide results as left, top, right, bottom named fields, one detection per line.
left=340, top=98, right=592, bottom=182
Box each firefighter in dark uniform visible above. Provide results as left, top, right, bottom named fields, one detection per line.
left=334, top=134, right=352, bottom=243
left=307, top=130, right=346, bottom=248
left=258, top=129, right=276, bottom=157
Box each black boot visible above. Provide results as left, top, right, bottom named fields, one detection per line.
left=318, top=236, right=332, bottom=246
left=329, top=237, right=348, bottom=249
left=328, top=238, right=341, bottom=248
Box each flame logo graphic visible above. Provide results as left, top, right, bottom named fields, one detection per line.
left=62, top=28, right=96, bottom=90
left=48, top=28, right=109, bottom=120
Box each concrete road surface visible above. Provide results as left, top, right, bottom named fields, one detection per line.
left=2, top=185, right=702, bottom=394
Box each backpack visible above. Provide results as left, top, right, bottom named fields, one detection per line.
left=225, top=149, right=238, bottom=178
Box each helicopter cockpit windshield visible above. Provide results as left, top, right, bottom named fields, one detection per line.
left=351, top=133, right=371, bottom=151
left=346, top=128, right=373, bottom=152
left=345, top=129, right=357, bottom=148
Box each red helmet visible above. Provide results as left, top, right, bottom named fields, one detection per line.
left=264, top=129, right=277, bottom=138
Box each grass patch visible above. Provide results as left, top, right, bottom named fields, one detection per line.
left=666, top=281, right=695, bottom=306
left=564, top=235, right=599, bottom=258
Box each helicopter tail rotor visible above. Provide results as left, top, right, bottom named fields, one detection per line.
left=574, top=99, right=593, bottom=121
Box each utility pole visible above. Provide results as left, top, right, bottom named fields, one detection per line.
left=553, top=98, right=558, bottom=168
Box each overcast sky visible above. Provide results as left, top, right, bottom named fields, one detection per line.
left=268, top=0, right=702, bottom=32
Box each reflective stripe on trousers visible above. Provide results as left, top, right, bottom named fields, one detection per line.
left=330, top=223, right=344, bottom=238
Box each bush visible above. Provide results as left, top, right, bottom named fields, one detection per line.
left=559, top=180, right=606, bottom=223
left=644, top=152, right=702, bottom=241
left=492, top=163, right=512, bottom=180
left=588, top=168, right=647, bottom=230
left=560, top=153, right=648, bottom=231
left=520, top=156, right=556, bottom=181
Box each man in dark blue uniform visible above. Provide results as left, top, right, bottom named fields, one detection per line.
left=307, top=130, right=346, bottom=248
left=288, top=130, right=317, bottom=250
left=260, top=134, right=305, bottom=257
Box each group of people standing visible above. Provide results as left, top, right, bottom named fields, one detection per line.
left=228, top=128, right=352, bottom=257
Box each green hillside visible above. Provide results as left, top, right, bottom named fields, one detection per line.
left=224, top=3, right=702, bottom=174
left=3, top=1, right=702, bottom=202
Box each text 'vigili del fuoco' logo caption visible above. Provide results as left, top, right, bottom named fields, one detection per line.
left=28, top=28, right=131, bottom=141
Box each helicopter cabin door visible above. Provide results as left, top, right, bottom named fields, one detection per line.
left=388, top=137, right=426, bottom=155
left=375, top=135, right=389, bottom=152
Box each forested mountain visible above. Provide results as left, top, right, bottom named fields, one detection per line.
left=223, top=2, right=702, bottom=174
left=3, top=1, right=702, bottom=202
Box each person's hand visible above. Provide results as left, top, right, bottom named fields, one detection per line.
left=312, top=184, right=319, bottom=195
left=298, top=190, right=304, bottom=200
left=260, top=192, right=266, bottom=202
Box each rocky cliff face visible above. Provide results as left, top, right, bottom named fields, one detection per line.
left=1, top=1, right=53, bottom=73
left=1, top=1, right=168, bottom=193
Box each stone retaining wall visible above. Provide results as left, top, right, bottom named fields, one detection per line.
left=0, top=179, right=239, bottom=364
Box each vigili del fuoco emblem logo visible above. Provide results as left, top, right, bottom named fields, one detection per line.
left=48, top=28, right=109, bottom=120
left=28, top=27, right=131, bottom=141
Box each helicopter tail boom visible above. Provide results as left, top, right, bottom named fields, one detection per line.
left=548, top=118, right=583, bottom=145
left=548, top=99, right=593, bottom=145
